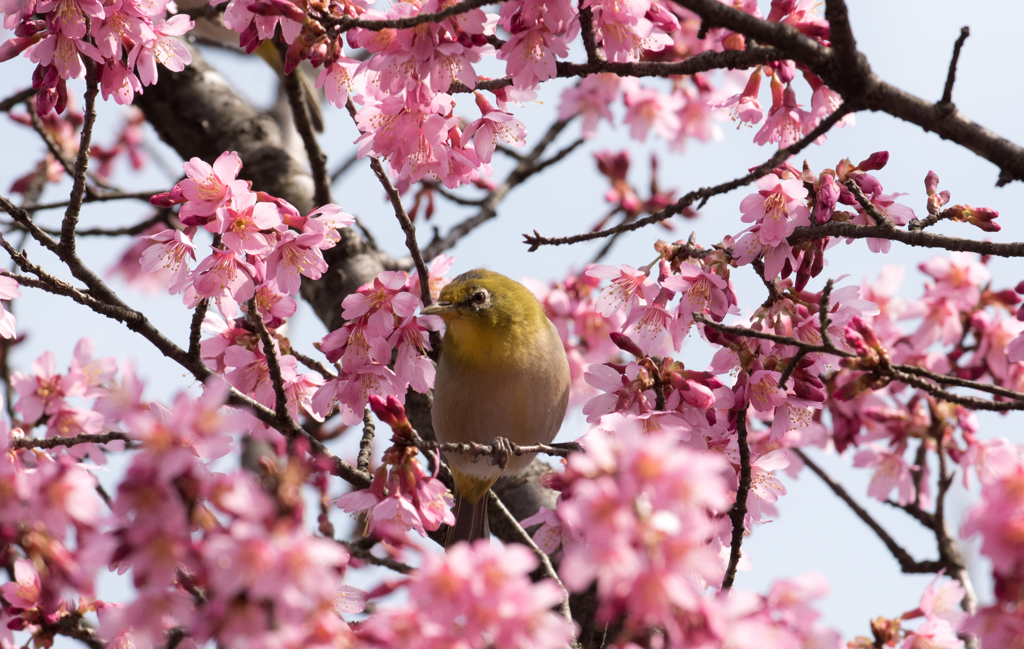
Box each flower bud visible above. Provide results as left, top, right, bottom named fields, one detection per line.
left=855, top=151, right=889, bottom=171
left=610, top=331, right=644, bottom=358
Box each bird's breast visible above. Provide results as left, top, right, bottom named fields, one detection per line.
left=431, top=321, right=571, bottom=478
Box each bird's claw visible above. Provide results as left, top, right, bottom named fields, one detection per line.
left=487, top=437, right=513, bottom=470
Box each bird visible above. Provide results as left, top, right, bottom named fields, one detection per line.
left=421, top=269, right=571, bottom=548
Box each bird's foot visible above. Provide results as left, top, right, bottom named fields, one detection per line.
left=487, top=437, right=513, bottom=470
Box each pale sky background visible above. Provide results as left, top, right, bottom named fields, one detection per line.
left=2, top=0, right=1024, bottom=641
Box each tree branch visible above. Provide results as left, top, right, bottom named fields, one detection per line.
left=722, top=404, right=749, bottom=590
left=524, top=105, right=852, bottom=250
left=794, top=448, right=944, bottom=574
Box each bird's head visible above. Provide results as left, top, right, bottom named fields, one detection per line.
left=421, top=269, right=549, bottom=361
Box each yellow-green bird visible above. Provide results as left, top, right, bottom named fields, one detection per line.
left=421, top=269, right=571, bottom=547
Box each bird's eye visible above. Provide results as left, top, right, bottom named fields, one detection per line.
left=471, top=290, right=488, bottom=305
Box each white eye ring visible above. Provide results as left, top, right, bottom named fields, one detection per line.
left=470, top=289, right=489, bottom=308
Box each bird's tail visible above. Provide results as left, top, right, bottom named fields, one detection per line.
left=445, top=468, right=497, bottom=549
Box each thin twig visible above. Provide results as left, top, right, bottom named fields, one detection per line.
left=283, top=57, right=332, bottom=208
left=722, top=405, right=749, bottom=590
left=423, top=119, right=579, bottom=260
left=337, top=539, right=413, bottom=574
left=487, top=491, right=574, bottom=625
left=940, top=27, right=970, bottom=106
left=358, top=405, right=375, bottom=473
left=12, top=431, right=133, bottom=450
left=248, top=297, right=291, bottom=422
left=789, top=220, right=1024, bottom=258
left=291, top=348, right=337, bottom=380
left=325, top=0, right=494, bottom=32
left=794, top=448, right=944, bottom=574
left=524, top=105, right=852, bottom=250
left=343, top=100, right=433, bottom=307
left=23, top=192, right=168, bottom=215
left=60, top=61, right=99, bottom=253
left=0, top=87, right=37, bottom=113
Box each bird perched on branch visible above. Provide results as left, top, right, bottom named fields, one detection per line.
left=422, top=269, right=571, bottom=548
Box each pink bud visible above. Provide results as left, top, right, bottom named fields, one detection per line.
left=150, top=185, right=187, bottom=207
left=610, top=332, right=644, bottom=358
left=924, top=170, right=940, bottom=195
left=856, top=151, right=889, bottom=171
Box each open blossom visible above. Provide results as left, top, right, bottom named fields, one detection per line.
left=558, top=73, right=620, bottom=138
left=498, top=26, right=570, bottom=90
left=754, top=78, right=810, bottom=147
left=739, top=172, right=811, bottom=246
left=139, top=227, right=196, bottom=294
left=216, top=190, right=283, bottom=255
left=177, top=151, right=249, bottom=222
left=622, top=79, right=684, bottom=142
left=1, top=558, right=41, bottom=608
left=854, top=445, right=917, bottom=506
left=342, top=271, right=421, bottom=338
left=712, top=68, right=764, bottom=126
left=462, top=93, right=527, bottom=164
left=588, top=264, right=655, bottom=316
left=662, top=262, right=733, bottom=331
left=127, top=14, right=194, bottom=87
left=0, top=275, right=20, bottom=338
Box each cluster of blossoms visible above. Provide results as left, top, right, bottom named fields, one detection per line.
left=960, top=446, right=1024, bottom=647
left=846, top=573, right=968, bottom=649
left=358, top=541, right=575, bottom=648
left=334, top=396, right=454, bottom=540
left=0, top=0, right=192, bottom=114
left=3, top=0, right=851, bottom=196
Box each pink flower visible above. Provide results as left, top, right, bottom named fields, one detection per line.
left=139, top=227, right=197, bottom=294
left=662, top=262, right=732, bottom=332
left=1, top=558, right=41, bottom=608
left=215, top=190, right=282, bottom=255
left=582, top=362, right=655, bottom=422
left=962, top=460, right=1024, bottom=575
left=739, top=172, right=810, bottom=246
left=178, top=151, right=250, bottom=222
left=462, top=93, right=528, bottom=164
left=748, top=369, right=787, bottom=412
left=342, top=271, right=420, bottom=338
left=264, top=230, right=329, bottom=295
left=753, top=78, right=810, bottom=147
left=0, top=275, right=20, bottom=339
left=853, top=445, right=917, bottom=506
left=98, top=58, right=143, bottom=105
left=311, top=364, right=404, bottom=425
left=36, top=0, right=104, bottom=39
left=389, top=315, right=441, bottom=393
left=900, top=619, right=964, bottom=649
left=362, top=540, right=573, bottom=648
left=315, top=57, right=360, bottom=108
left=558, top=73, right=620, bottom=138
left=189, top=248, right=257, bottom=304
left=27, top=33, right=103, bottom=80
left=746, top=449, right=789, bottom=523
left=498, top=26, right=569, bottom=90
left=622, top=292, right=674, bottom=356
left=712, top=68, right=764, bottom=126
left=588, top=264, right=656, bottom=317
left=622, top=78, right=684, bottom=141
left=127, top=15, right=194, bottom=86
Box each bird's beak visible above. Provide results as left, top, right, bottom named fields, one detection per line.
left=421, top=301, right=456, bottom=316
